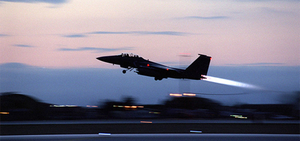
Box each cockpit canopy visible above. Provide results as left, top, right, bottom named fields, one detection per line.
left=121, top=53, right=140, bottom=58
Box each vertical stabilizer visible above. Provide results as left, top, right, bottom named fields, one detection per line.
left=185, top=54, right=211, bottom=79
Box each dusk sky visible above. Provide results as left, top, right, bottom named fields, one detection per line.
left=0, top=0, right=299, bottom=106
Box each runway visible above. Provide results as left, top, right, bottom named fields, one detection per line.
left=2, top=119, right=299, bottom=125
left=1, top=134, right=299, bottom=141
left=1, top=120, right=299, bottom=135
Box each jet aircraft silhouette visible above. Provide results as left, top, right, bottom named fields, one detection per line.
left=97, top=53, right=211, bottom=80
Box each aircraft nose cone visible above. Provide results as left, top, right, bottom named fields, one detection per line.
left=97, top=56, right=119, bottom=64
left=97, top=56, right=109, bottom=62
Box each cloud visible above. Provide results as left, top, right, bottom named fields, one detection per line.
left=1, top=0, right=68, bottom=4
left=133, top=31, right=186, bottom=36
left=226, top=63, right=285, bottom=66
left=246, top=63, right=285, bottom=66
left=89, top=31, right=130, bottom=35
left=58, top=47, right=134, bottom=53
left=13, top=44, right=34, bottom=48
left=178, top=16, right=229, bottom=20
left=62, top=34, right=87, bottom=38
left=89, top=31, right=187, bottom=36
left=0, top=34, right=9, bottom=37
left=0, top=62, right=38, bottom=69
left=62, top=31, right=187, bottom=38
left=259, top=7, right=296, bottom=15
left=0, top=62, right=29, bottom=68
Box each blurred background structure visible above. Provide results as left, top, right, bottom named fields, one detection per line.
left=1, top=92, right=299, bottom=121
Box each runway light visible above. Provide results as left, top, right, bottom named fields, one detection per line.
left=190, top=130, right=202, bottom=133
left=114, top=105, right=143, bottom=109
left=138, top=106, right=144, bottom=108
left=183, top=93, right=196, bottom=96
left=230, top=115, right=248, bottom=119
left=0, top=112, right=9, bottom=115
left=98, top=133, right=111, bottom=136
left=149, top=112, right=161, bottom=114
left=170, top=93, right=182, bottom=97
left=51, top=105, right=78, bottom=107
left=140, top=121, right=152, bottom=123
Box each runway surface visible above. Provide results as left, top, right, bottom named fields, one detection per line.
left=2, top=119, right=299, bottom=125
left=1, top=119, right=299, bottom=135
left=1, top=134, right=299, bottom=141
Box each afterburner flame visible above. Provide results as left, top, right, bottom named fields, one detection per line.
left=203, top=75, right=263, bottom=90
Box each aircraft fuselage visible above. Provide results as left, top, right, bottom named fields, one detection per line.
left=97, top=53, right=211, bottom=80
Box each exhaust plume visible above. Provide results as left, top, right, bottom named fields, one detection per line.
left=203, top=75, right=263, bottom=90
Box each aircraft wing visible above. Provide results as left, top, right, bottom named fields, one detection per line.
left=144, top=61, right=182, bottom=72
left=136, top=60, right=183, bottom=80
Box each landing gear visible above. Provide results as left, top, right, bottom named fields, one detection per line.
left=122, top=67, right=134, bottom=74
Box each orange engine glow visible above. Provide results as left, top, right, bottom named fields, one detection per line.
left=183, top=93, right=196, bottom=96
left=0, top=112, right=9, bottom=115
left=140, top=121, right=152, bottom=123
left=169, top=93, right=182, bottom=97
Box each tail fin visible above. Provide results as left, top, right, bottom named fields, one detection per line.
left=185, top=54, right=211, bottom=79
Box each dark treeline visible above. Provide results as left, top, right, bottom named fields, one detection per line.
left=0, top=92, right=299, bottom=121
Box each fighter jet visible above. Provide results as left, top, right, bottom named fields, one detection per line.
left=97, top=53, right=211, bottom=80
